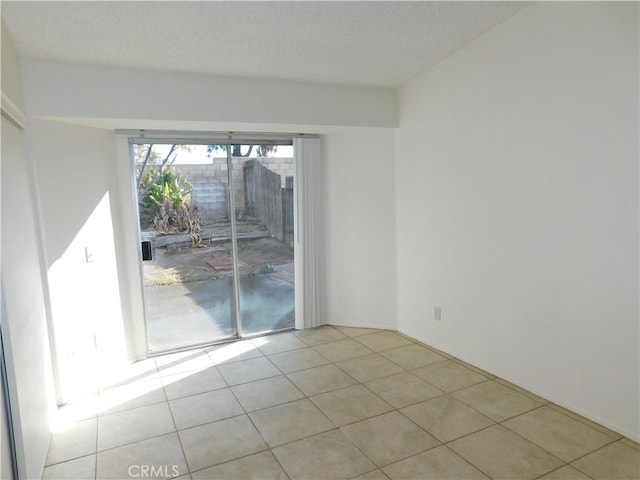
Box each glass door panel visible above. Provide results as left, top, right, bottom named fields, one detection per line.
left=233, top=148, right=295, bottom=335
left=132, top=141, right=295, bottom=352
left=134, top=143, right=238, bottom=352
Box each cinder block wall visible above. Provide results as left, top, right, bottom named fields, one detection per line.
left=173, top=158, right=294, bottom=223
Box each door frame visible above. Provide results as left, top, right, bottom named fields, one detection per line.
left=118, top=132, right=301, bottom=357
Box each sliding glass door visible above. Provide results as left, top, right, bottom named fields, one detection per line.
left=132, top=140, right=295, bottom=352
left=234, top=148, right=296, bottom=335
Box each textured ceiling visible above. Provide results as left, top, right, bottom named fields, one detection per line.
left=1, top=1, right=527, bottom=88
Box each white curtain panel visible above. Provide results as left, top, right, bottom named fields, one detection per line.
left=293, top=137, right=326, bottom=329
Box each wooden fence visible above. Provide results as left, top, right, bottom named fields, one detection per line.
left=283, top=176, right=294, bottom=247
left=244, top=160, right=294, bottom=247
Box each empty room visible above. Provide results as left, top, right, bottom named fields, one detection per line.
left=0, top=1, right=638, bottom=479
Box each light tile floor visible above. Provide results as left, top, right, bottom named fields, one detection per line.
left=43, top=326, right=639, bottom=480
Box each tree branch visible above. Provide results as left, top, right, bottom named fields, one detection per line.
left=137, top=143, right=154, bottom=188
left=160, top=144, right=179, bottom=171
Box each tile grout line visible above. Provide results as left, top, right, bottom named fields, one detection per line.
left=96, top=365, right=166, bottom=417
left=220, top=337, right=356, bottom=477
left=408, top=359, right=493, bottom=391
left=450, top=384, right=543, bottom=422
left=439, top=421, right=551, bottom=477
left=440, top=443, right=494, bottom=479
left=261, top=338, right=356, bottom=441
left=93, top=409, right=98, bottom=480
left=331, top=348, right=562, bottom=477
left=560, top=436, right=625, bottom=474
left=178, top=353, right=306, bottom=477
left=167, top=370, right=217, bottom=478
left=48, top=327, right=635, bottom=479
left=545, top=403, right=625, bottom=440
left=245, top=332, right=408, bottom=477
left=216, top=366, right=291, bottom=480
left=497, top=403, right=617, bottom=462
left=438, top=400, right=624, bottom=477
left=533, top=463, right=597, bottom=480
left=208, top=337, right=412, bottom=477
left=185, top=328, right=398, bottom=477
left=284, top=332, right=497, bottom=476
left=275, top=331, right=509, bottom=474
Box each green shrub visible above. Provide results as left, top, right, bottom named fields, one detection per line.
left=139, top=167, right=203, bottom=245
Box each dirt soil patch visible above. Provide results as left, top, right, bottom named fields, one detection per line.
left=144, top=236, right=293, bottom=286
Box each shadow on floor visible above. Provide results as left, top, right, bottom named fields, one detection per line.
left=145, top=274, right=294, bottom=352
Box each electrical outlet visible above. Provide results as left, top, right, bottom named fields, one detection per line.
left=434, top=306, right=442, bottom=322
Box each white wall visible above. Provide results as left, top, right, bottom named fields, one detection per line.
left=396, top=2, right=639, bottom=439
left=25, top=119, right=128, bottom=400
left=17, top=56, right=402, bottom=360
left=0, top=336, right=15, bottom=480
left=324, top=129, right=397, bottom=329
left=20, top=59, right=398, bottom=130
left=1, top=21, right=55, bottom=479
left=1, top=116, right=55, bottom=480
left=1, top=20, right=25, bottom=114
